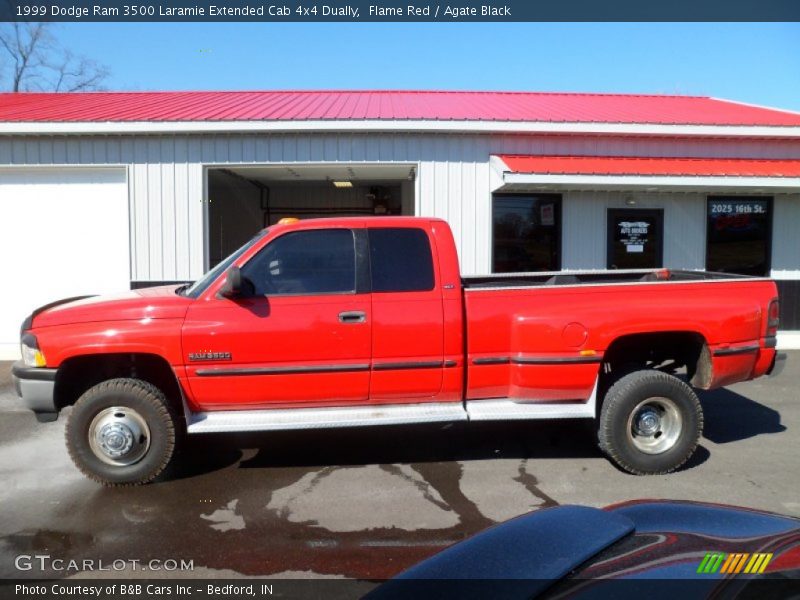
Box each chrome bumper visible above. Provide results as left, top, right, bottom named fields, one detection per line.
left=11, top=361, right=58, bottom=422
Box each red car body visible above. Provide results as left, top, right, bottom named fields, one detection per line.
left=27, top=217, right=779, bottom=413
left=13, top=216, right=788, bottom=483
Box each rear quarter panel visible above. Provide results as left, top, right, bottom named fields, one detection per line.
left=465, top=279, right=778, bottom=401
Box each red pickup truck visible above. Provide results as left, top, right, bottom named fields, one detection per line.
left=13, top=217, right=785, bottom=486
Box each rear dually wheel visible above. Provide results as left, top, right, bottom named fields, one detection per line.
left=598, top=370, right=703, bottom=475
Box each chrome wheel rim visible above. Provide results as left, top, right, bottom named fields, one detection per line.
left=627, top=397, right=682, bottom=455
left=88, top=407, right=151, bottom=466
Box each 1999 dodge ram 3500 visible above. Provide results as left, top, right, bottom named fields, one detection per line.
left=13, top=217, right=786, bottom=485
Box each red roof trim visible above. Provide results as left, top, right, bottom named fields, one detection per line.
left=497, top=155, right=800, bottom=178
left=2, top=90, right=800, bottom=126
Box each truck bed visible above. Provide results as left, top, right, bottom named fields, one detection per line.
left=463, top=268, right=759, bottom=289
left=462, top=270, right=778, bottom=403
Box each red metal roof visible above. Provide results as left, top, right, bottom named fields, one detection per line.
left=497, top=155, right=800, bottom=177
left=1, top=91, right=799, bottom=126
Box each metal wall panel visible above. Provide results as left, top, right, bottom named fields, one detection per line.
left=772, top=194, right=800, bottom=280
left=1, top=133, right=799, bottom=281
left=561, top=191, right=707, bottom=270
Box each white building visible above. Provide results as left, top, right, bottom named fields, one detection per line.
left=2, top=90, right=800, bottom=358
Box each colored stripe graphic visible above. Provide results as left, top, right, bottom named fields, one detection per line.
left=744, top=553, right=773, bottom=574
left=698, top=552, right=726, bottom=574
left=704, top=552, right=774, bottom=574
left=720, top=553, right=737, bottom=573
left=732, top=554, right=748, bottom=573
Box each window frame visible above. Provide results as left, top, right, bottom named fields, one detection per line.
left=491, top=193, right=563, bottom=273
left=705, top=196, right=773, bottom=277
left=239, top=227, right=365, bottom=297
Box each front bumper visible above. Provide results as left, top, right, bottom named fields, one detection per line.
left=11, top=361, right=59, bottom=422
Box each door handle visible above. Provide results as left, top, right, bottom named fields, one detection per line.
left=339, top=311, right=366, bottom=324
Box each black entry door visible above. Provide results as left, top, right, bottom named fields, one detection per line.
left=607, top=209, right=664, bottom=269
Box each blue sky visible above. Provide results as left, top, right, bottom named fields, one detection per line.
left=56, top=23, right=800, bottom=111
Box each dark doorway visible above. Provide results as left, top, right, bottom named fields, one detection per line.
left=607, top=209, right=664, bottom=269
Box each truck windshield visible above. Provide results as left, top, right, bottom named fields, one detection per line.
left=180, top=229, right=269, bottom=299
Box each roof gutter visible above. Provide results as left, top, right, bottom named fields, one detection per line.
left=489, top=154, right=800, bottom=192
left=3, top=119, right=800, bottom=138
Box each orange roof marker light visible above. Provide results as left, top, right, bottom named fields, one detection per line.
left=277, top=218, right=300, bottom=225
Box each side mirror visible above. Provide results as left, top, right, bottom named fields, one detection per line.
left=220, top=266, right=243, bottom=298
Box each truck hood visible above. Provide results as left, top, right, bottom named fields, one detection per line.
left=29, top=285, right=193, bottom=329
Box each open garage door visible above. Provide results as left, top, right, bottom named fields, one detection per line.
left=207, top=164, right=415, bottom=268
left=0, top=168, right=130, bottom=359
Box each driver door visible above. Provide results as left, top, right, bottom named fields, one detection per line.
left=183, top=226, right=372, bottom=410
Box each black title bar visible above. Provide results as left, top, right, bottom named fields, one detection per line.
left=1, top=0, right=799, bottom=22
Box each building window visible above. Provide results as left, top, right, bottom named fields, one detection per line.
left=492, top=194, right=561, bottom=272
left=706, top=197, right=772, bottom=276
left=369, top=228, right=435, bottom=292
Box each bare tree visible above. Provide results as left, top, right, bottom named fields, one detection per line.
left=0, top=22, right=108, bottom=92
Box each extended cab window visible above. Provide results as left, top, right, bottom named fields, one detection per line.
left=242, top=229, right=356, bottom=295
left=369, top=228, right=435, bottom=292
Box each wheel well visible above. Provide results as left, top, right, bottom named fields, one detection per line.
left=600, top=331, right=711, bottom=393
left=54, top=353, right=184, bottom=415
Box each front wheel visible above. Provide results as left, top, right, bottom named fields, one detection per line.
left=66, top=378, right=179, bottom=486
left=598, top=370, right=703, bottom=475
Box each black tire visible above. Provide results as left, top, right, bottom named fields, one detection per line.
left=598, top=370, right=703, bottom=475
left=65, top=378, right=179, bottom=486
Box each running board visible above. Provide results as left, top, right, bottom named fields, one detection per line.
left=467, top=378, right=597, bottom=421
left=465, top=399, right=594, bottom=420
left=186, top=380, right=597, bottom=434
left=187, top=402, right=468, bottom=434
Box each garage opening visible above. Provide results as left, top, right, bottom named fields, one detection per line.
left=207, top=164, right=416, bottom=268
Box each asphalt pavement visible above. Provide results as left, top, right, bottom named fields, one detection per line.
left=0, top=357, right=797, bottom=581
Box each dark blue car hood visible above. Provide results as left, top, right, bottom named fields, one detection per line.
left=367, top=505, right=634, bottom=599
left=367, top=500, right=800, bottom=600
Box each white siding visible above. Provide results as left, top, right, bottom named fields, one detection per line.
left=772, top=194, right=800, bottom=280
left=1, top=133, right=799, bottom=280
left=562, top=191, right=707, bottom=270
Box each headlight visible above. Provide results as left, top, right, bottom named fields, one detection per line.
left=20, top=334, right=46, bottom=367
